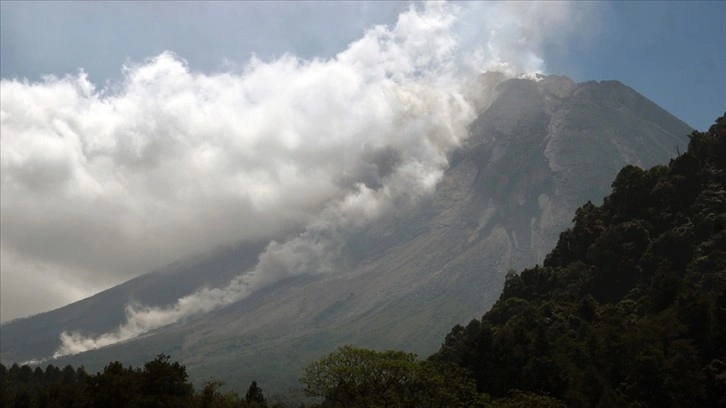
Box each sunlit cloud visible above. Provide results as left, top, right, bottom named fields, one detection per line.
left=0, top=1, right=598, bottom=355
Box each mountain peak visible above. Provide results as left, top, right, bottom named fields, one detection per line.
left=537, top=74, right=577, bottom=98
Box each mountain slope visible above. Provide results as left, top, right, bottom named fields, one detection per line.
left=0, top=74, right=693, bottom=392
left=432, top=114, right=726, bottom=407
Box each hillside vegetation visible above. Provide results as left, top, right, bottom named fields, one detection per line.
left=431, top=114, right=726, bottom=407
left=0, top=354, right=269, bottom=408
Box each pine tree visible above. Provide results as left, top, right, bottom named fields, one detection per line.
left=245, top=380, right=267, bottom=407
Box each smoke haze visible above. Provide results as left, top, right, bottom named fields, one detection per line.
left=0, top=2, right=598, bottom=356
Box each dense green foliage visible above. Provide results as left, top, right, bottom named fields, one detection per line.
left=431, top=114, right=726, bottom=407
left=0, top=354, right=269, bottom=408
left=300, top=345, right=481, bottom=407
left=299, top=345, right=577, bottom=407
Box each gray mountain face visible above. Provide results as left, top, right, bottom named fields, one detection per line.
left=0, top=75, right=692, bottom=392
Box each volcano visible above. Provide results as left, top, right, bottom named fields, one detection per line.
left=0, top=74, right=692, bottom=393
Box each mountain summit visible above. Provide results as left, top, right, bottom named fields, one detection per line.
left=1, top=74, right=692, bottom=392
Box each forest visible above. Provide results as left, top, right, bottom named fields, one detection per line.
left=431, top=113, right=726, bottom=407
left=1, top=114, right=724, bottom=407
left=0, top=354, right=268, bottom=407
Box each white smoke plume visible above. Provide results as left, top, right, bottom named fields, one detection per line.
left=0, top=1, right=598, bottom=356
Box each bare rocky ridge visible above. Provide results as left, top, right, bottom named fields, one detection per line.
left=0, top=74, right=693, bottom=392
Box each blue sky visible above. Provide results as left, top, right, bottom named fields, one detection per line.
left=1, top=1, right=724, bottom=322
left=556, top=1, right=725, bottom=131
left=2, top=1, right=724, bottom=129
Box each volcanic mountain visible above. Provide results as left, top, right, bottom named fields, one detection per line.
left=0, top=74, right=692, bottom=392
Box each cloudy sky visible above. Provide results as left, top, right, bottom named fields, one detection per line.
left=1, top=1, right=724, bottom=323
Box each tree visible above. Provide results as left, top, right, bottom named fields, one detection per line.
left=487, top=390, right=567, bottom=408
left=0, top=355, right=251, bottom=407
left=245, top=380, right=267, bottom=407
left=0, top=364, right=7, bottom=408
left=139, top=354, right=194, bottom=408
left=86, top=361, right=141, bottom=408
left=301, top=345, right=480, bottom=407
left=199, top=380, right=225, bottom=408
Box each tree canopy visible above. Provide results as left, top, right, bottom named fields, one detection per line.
left=0, top=354, right=269, bottom=408
left=300, top=345, right=481, bottom=407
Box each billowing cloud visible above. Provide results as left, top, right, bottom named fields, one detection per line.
left=1, top=1, right=596, bottom=355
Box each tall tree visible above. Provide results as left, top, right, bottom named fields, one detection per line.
left=245, top=380, right=267, bottom=407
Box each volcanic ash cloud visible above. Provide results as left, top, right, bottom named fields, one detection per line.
left=0, top=1, right=596, bottom=356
